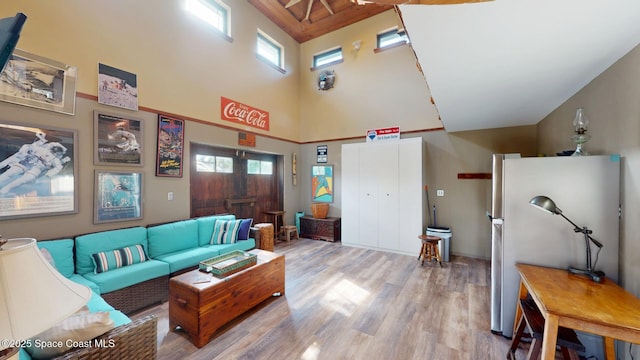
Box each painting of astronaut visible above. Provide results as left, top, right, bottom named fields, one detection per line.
left=94, top=110, right=143, bottom=166
left=94, top=171, right=142, bottom=224
left=0, top=122, right=77, bottom=219
left=97, top=63, right=137, bottom=111
left=156, top=115, right=184, bottom=177
left=0, top=49, right=77, bottom=115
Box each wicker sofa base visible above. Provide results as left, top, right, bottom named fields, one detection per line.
left=102, top=276, right=169, bottom=315
left=52, top=315, right=158, bottom=360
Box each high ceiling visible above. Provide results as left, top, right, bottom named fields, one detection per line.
left=250, top=0, right=640, bottom=132
left=248, top=0, right=392, bottom=43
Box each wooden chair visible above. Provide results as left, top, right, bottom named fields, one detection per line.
left=507, top=296, right=584, bottom=360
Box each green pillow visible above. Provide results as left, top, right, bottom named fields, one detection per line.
left=91, top=245, right=148, bottom=274
left=210, top=219, right=242, bottom=245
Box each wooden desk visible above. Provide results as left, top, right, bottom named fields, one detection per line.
left=515, top=263, right=640, bottom=360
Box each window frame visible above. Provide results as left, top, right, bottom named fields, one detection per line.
left=186, top=0, right=232, bottom=42
left=256, top=29, right=286, bottom=73
left=247, top=159, right=273, bottom=175
left=311, top=46, right=343, bottom=71
left=374, top=27, right=409, bottom=53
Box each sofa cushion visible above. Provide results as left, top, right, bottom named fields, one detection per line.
left=37, top=239, right=75, bottom=278
left=237, top=218, right=253, bottom=240
left=91, top=244, right=148, bottom=274
left=196, top=214, right=236, bottom=246
left=82, top=259, right=169, bottom=294
left=75, top=227, right=148, bottom=276
left=24, top=308, right=115, bottom=359
left=70, top=274, right=101, bottom=295
left=210, top=219, right=242, bottom=245
left=203, top=239, right=256, bottom=255
left=153, top=246, right=220, bottom=273
left=147, top=219, right=198, bottom=258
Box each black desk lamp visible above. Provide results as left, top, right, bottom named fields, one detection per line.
left=529, top=195, right=605, bottom=283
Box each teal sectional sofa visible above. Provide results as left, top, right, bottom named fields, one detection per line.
left=18, top=214, right=257, bottom=359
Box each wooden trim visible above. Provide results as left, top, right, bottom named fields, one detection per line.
left=77, top=92, right=445, bottom=145
left=457, top=173, right=492, bottom=180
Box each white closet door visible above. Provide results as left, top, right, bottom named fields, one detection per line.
left=341, top=144, right=360, bottom=246
left=376, top=142, right=399, bottom=251
left=358, top=143, right=383, bottom=248
left=397, top=138, right=423, bottom=255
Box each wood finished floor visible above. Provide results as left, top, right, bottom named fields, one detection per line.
left=132, top=238, right=539, bottom=360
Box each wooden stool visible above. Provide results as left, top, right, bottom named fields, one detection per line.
left=418, top=235, right=442, bottom=267
left=281, top=225, right=299, bottom=242
left=507, top=296, right=584, bottom=360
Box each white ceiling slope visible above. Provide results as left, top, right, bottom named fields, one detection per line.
left=400, top=0, right=640, bottom=132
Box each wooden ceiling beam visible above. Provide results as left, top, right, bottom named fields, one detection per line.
left=357, top=0, right=491, bottom=4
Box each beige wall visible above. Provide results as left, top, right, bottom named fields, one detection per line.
left=538, top=43, right=640, bottom=300
left=0, top=0, right=301, bottom=140
left=0, top=2, right=538, bottom=259
left=298, top=126, right=537, bottom=259
left=298, top=11, right=442, bottom=142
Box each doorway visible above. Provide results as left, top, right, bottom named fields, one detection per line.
left=190, top=142, right=283, bottom=223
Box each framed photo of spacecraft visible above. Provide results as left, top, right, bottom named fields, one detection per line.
left=0, top=49, right=77, bottom=115
left=94, top=170, right=143, bottom=224
left=94, top=110, right=144, bottom=166
left=0, top=122, right=78, bottom=220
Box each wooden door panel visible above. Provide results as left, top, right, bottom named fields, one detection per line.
left=190, top=143, right=281, bottom=223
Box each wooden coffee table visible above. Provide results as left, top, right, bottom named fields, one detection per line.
left=169, top=249, right=285, bottom=348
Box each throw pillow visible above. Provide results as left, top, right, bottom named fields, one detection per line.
left=237, top=218, right=253, bottom=241
left=91, top=244, right=148, bottom=274
left=210, top=219, right=242, bottom=245
left=24, top=308, right=114, bottom=359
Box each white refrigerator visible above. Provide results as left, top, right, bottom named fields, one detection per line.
left=490, top=154, right=620, bottom=338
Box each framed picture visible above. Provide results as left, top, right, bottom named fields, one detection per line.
left=0, top=49, right=77, bottom=115
left=98, top=63, right=138, bottom=111
left=94, top=170, right=143, bottom=224
left=0, top=122, right=78, bottom=219
left=311, top=164, right=333, bottom=203
left=94, top=110, right=143, bottom=166
left=156, top=115, right=184, bottom=177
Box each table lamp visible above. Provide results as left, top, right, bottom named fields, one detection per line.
left=528, top=195, right=605, bottom=283
left=0, top=237, right=92, bottom=360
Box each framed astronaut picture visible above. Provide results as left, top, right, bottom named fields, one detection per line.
left=0, top=122, right=78, bottom=219
left=94, top=170, right=143, bottom=224
left=94, top=110, right=143, bottom=166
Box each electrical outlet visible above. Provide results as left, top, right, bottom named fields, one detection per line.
left=168, top=192, right=174, bottom=201
left=436, top=189, right=444, bottom=197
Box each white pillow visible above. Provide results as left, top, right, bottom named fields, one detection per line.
left=25, top=308, right=115, bottom=359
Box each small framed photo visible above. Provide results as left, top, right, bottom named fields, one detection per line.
left=94, top=110, right=143, bottom=166
left=0, top=49, right=77, bottom=115
left=98, top=63, right=138, bottom=111
left=156, top=115, right=184, bottom=177
left=0, top=122, right=78, bottom=219
left=311, top=164, right=333, bottom=203
left=94, top=170, right=143, bottom=224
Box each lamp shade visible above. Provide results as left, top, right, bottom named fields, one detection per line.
left=0, top=238, right=91, bottom=350
left=529, top=195, right=562, bottom=215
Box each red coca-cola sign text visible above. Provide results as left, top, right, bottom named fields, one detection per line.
left=221, top=97, right=270, bottom=131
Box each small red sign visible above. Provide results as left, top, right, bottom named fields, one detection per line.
left=221, top=97, right=270, bottom=131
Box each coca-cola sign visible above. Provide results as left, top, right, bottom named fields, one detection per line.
left=220, top=97, right=270, bottom=131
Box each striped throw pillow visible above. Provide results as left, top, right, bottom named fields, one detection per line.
left=91, top=245, right=148, bottom=274
left=210, top=219, right=242, bottom=245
